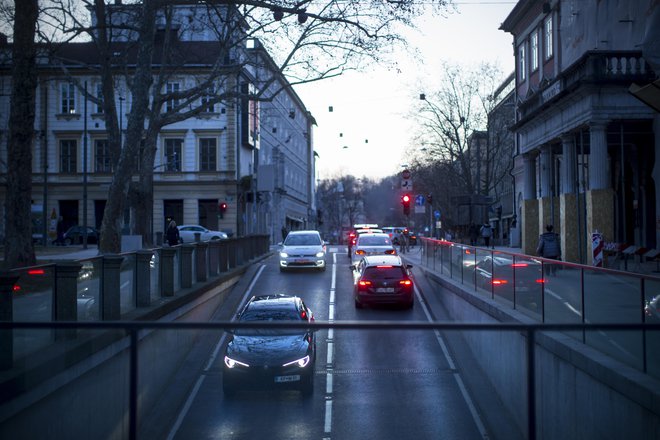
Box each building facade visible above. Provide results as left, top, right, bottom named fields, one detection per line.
left=501, top=0, right=660, bottom=264
left=0, top=2, right=315, bottom=246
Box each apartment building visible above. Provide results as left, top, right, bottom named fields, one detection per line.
left=0, top=2, right=315, bottom=246
left=501, top=0, right=659, bottom=263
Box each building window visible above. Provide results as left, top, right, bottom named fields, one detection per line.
left=544, top=17, right=553, bottom=59
left=60, top=139, right=77, bottom=173
left=61, top=83, right=76, bottom=114
left=199, top=138, right=217, bottom=171
left=518, top=43, right=526, bottom=82
left=531, top=31, right=539, bottom=72
left=95, top=83, right=104, bottom=113
left=166, top=82, right=180, bottom=112
left=201, top=85, right=215, bottom=113
left=95, top=139, right=112, bottom=173
left=164, top=138, right=182, bottom=171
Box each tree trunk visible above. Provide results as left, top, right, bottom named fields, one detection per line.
left=99, top=0, right=158, bottom=253
left=4, top=0, right=38, bottom=269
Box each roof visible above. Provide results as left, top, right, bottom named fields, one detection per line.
left=361, top=254, right=404, bottom=267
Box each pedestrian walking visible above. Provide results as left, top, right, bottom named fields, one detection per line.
left=537, top=225, right=561, bottom=275
left=55, top=216, right=66, bottom=246
left=166, top=220, right=180, bottom=246
left=468, top=223, right=479, bottom=246
left=480, top=223, right=493, bottom=248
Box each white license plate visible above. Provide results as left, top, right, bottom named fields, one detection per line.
left=376, top=287, right=395, bottom=293
left=274, top=375, right=301, bottom=383
left=295, top=259, right=312, bottom=264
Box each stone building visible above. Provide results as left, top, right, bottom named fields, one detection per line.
left=501, top=0, right=660, bottom=263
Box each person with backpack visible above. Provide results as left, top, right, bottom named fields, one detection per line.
left=480, top=223, right=493, bottom=248
left=537, top=225, right=561, bottom=274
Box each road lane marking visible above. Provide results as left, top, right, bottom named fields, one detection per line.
left=324, top=400, right=333, bottom=433
left=415, top=285, right=489, bottom=439
left=323, top=251, right=338, bottom=436
left=326, top=342, right=334, bottom=365
left=326, top=372, right=333, bottom=394
left=167, top=265, right=266, bottom=440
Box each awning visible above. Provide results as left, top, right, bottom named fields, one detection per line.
left=629, top=79, right=660, bottom=113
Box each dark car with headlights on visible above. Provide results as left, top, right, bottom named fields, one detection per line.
left=352, top=255, right=414, bottom=309
left=223, top=294, right=316, bottom=397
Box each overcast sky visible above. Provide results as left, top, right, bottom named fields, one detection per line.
left=295, top=0, right=517, bottom=182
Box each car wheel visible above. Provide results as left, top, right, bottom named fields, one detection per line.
left=64, top=238, right=73, bottom=245
left=280, top=267, right=287, bottom=273
left=223, top=381, right=237, bottom=398
left=405, top=300, right=414, bottom=310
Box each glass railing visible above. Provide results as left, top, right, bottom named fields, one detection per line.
left=420, top=238, right=660, bottom=378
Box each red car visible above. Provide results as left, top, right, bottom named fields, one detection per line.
left=352, top=254, right=414, bottom=309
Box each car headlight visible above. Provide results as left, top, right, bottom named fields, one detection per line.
left=224, top=356, right=249, bottom=368
left=280, top=252, right=289, bottom=258
left=315, top=251, right=325, bottom=258
left=282, top=355, right=310, bottom=368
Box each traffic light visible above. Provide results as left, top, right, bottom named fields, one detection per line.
left=219, top=201, right=228, bottom=218
left=401, top=194, right=411, bottom=216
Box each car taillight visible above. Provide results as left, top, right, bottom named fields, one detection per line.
left=491, top=279, right=508, bottom=285
left=28, top=269, right=45, bottom=275
left=535, top=278, right=545, bottom=284
left=355, top=250, right=366, bottom=255
left=358, top=280, right=372, bottom=291
left=12, top=285, right=21, bottom=293
left=399, top=279, right=412, bottom=286
left=384, top=249, right=396, bottom=255
left=511, top=263, right=528, bottom=268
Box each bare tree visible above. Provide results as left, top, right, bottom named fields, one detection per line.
left=3, top=0, right=39, bottom=269
left=4, top=0, right=453, bottom=254
left=410, top=62, right=507, bottom=225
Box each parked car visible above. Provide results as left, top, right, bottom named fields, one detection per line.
left=56, top=226, right=99, bottom=245
left=223, top=294, right=316, bottom=397
left=473, top=255, right=545, bottom=310
left=350, top=232, right=396, bottom=266
left=381, top=226, right=407, bottom=245
left=177, top=224, right=228, bottom=243
left=279, top=230, right=327, bottom=272
left=352, top=254, right=414, bottom=309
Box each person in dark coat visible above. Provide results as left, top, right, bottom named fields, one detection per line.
left=166, top=220, right=180, bottom=246
left=537, top=225, right=561, bottom=274
left=55, top=216, right=66, bottom=246
left=480, top=223, right=493, bottom=248
left=468, top=223, right=479, bottom=246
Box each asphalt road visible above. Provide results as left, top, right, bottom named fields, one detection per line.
left=145, top=247, right=523, bottom=440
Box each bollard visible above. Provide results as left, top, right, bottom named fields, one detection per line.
left=208, top=240, right=221, bottom=276
left=54, top=261, right=82, bottom=340
left=180, top=244, right=195, bottom=288
left=195, top=242, right=208, bottom=282
left=135, top=250, right=154, bottom=307
left=158, top=247, right=176, bottom=297
left=0, top=272, right=19, bottom=370
left=228, top=239, right=237, bottom=269
left=101, top=255, right=124, bottom=320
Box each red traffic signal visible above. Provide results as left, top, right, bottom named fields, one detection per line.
left=401, top=194, right=411, bottom=215
left=219, top=201, right=228, bottom=218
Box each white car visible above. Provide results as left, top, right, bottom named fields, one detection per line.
left=279, top=230, right=326, bottom=272
left=177, top=224, right=228, bottom=243
left=350, top=232, right=397, bottom=266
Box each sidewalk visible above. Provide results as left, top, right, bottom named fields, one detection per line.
left=0, top=245, right=102, bottom=264
left=401, top=242, right=660, bottom=277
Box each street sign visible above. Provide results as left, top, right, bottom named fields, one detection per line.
left=415, top=195, right=425, bottom=206
left=415, top=205, right=426, bottom=214
left=402, top=169, right=411, bottom=180
left=434, top=210, right=441, bottom=219
left=401, top=179, right=413, bottom=191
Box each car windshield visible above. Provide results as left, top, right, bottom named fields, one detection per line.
left=363, top=266, right=405, bottom=281
left=284, top=234, right=321, bottom=246
left=236, top=308, right=306, bottom=336
left=358, top=236, right=391, bottom=246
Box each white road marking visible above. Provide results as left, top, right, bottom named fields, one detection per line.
left=166, top=265, right=266, bottom=440
left=326, top=342, right=334, bottom=365
left=326, top=372, right=333, bottom=394
left=323, top=251, right=338, bottom=436
left=415, top=285, right=490, bottom=439
left=324, top=400, right=333, bottom=433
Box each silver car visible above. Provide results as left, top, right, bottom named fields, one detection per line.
left=177, top=224, right=228, bottom=243
left=279, top=230, right=326, bottom=272
left=350, top=232, right=397, bottom=266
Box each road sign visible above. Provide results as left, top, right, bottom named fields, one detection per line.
left=415, top=195, right=425, bottom=206
left=434, top=210, right=441, bottom=219
left=402, top=169, right=411, bottom=180
left=401, top=179, right=412, bottom=191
